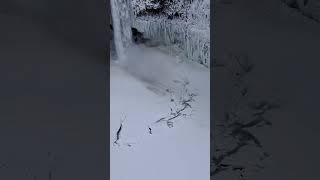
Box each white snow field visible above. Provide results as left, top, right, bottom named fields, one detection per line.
left=110, top=45, right=210, bottom=180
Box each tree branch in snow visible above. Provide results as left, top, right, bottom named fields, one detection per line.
left=148, top=126, right=153, bottom=134
left=114, top=116, right=126, bottom=146
left=114, top=123, right=123, bottom=145
left=152, top=80, right=196, bottom=128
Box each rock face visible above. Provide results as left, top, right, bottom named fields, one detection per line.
left=132, top=27, right=152, bottom=44
left=131, top=27, right=144, bottom=43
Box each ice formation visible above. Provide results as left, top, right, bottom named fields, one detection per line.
left=110, top=0, right=210, bottom=66
left=134, top=18, right=210, bottom=67
left=110, top=0, right=133, bottom=60
left=132, top=0, right=210, bottom=67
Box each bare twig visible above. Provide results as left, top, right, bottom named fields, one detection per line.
left=114, top=123, right=123, bottom=145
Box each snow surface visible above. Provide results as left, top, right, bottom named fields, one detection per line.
left=110, top=45, right=210, bottom=180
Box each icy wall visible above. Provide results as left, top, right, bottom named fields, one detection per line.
left=110, top=0, right=133, bottom=60
left=134, top=19, right=210, bottom=67
left=132, top=0, right=210, bottom=67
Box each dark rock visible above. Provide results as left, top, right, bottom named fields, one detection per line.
left=174, top=12, right=181, bottom=17
left=131, top=27, right=150, bottom=44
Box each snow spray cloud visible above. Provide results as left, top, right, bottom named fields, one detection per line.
left=120, top=45, right=176, bottom=89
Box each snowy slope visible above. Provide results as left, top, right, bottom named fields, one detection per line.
left=111, top=45, right=210, bottom=180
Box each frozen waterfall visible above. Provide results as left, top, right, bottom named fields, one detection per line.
left=133, top=19, right=210, bottom=67
left=132, top=0, right=210, bottom=67
left=110, top=0, right=133, bottom=60
left=110, top=0, right=210, bottom=67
